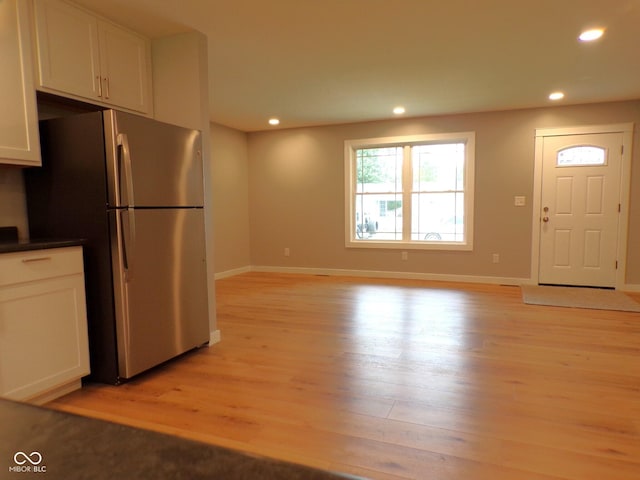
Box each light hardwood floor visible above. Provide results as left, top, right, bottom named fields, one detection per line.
left=49, top=272, right=640, bottom=479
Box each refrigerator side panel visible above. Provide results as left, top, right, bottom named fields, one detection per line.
left=114, top=208, right=209, bottom=379
left=102, top=110, right=120, bottom=209
left=106, top=110, right=204, bottom=208
left=24, top=112, right=120, bottom=384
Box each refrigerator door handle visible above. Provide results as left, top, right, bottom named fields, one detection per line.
left=120, top=208, right=136, bottom=280
left=117, top=133, right=135, bottom=207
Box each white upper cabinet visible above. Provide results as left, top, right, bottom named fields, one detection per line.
left=33, top=0, right=101, bottom=100
left=33, top=0, right=153, bottom=114
left=0, top=0, right=41, bottom=166
left=98, top=20, right=152, bottom=113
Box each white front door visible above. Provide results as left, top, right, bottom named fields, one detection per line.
left=538, top=132, right=623, bottom=287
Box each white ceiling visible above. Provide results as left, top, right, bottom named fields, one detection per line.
left=73, top=0, right=640, bottom=132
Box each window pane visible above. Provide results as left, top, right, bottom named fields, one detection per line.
left=354, top=194, right=402, bottom=240
left=412, top=143, right=465, bottom=192
left=356, top=147, right=402, bottom=193
left=557, top=146, right=606, bottom=166
left=411, top=192, right=464, bottom=242
left=346, top=131, right=474, bottom=249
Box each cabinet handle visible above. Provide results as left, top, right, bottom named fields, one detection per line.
left=22, top=257, right=52, bottom=263
left=97, top=76, right=103, bottom=97
left=104, top=77, right=110, bottom=99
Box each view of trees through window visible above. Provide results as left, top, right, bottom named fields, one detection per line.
left=354, top=142, right=467, bottom=243
left=355, top=147, right=402, bottom=239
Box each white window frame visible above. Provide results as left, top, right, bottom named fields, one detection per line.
left=344, top=132, right=475, bottom=250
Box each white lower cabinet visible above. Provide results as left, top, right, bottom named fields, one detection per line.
left=0, top=246, right=90, bottom=404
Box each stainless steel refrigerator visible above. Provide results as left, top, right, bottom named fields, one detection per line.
left=25, top=109, right=210, bottom=384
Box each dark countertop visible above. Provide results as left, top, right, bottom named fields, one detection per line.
left=0, top=399, right=368, bottom=480
left=0, top=239, right=85, bottom=254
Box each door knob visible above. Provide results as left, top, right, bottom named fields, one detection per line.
left=542, top=206, right=549, bottom=222
left=542, top=216, right=549, bottom=223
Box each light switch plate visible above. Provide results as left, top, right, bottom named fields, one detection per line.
left=514, top=196, right=526, bottom=206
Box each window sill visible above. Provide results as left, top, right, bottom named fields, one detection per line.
left=345, top=239, right=473, bottom=251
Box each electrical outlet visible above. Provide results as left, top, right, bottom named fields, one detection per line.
left=514, top=196, right=526, bottom=206
left=401, top=251, right=408, bottom=261
left=492, top=253, right=500, bottom=264
left=284, top=248, right=290, bottom=257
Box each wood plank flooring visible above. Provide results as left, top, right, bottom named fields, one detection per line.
left=49, top=272, right=640, bottom=479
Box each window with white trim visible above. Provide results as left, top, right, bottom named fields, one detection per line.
left=345, top=132, right=475, bottom=250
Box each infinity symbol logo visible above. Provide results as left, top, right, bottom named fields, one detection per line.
left=14, top=451, right=43, bottom=465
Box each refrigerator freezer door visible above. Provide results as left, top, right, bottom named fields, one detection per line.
left=110, top=208, right=210, bottom=379
left=104, top=110, right=204, bottom=208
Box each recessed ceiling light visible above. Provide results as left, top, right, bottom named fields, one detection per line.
left=549, top=92, right=565, bottom=101
left=393, top=106, right=406, bottom=115
left=579, top=28, right=604, bottom=42
left=268, top=118, right=280, bottom=126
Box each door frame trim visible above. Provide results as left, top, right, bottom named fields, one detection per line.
left=531, top=123, right=634, bottom=289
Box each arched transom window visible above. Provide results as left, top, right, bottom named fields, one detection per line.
left=557, top=146, right=606, bottom=167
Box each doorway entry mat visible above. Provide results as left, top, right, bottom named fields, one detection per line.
left=521, top=285, right=640, bottom=312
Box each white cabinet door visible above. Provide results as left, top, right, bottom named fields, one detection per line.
left=0, top=247, right=90, bottom=403
left=33, top=0, right=152, bottom=114
left=98, top=20, right=152, bottom=113
left=33, top=0, right=101, bottom=100
left=0, top=0, right=41, bottom=166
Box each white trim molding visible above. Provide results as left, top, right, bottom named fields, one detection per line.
left=214, top=265, right=252, bottom=280
left=209, top=329, right=221, bottom=346
left=251, top=265, right=528, bottom=286
left=344, top=131, right=475, bottom=251
left=215, top=264, right=528, bottom=286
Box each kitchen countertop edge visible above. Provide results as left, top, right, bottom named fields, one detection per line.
left=0, top=239, right=85, bottom=254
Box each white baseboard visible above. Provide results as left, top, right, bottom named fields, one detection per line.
left=27, top=379, right=82, bottom=405
left=214, top=266, right=252, bottom=280
left=250, top=265, right=529, bottom=286
left=209, top=329, right=221, bottom=345
left=215, top=265, right=640, bottom=291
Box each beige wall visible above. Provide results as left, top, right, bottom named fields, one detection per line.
left=239, top=100, right=640, bottom=283
left=211, top=123, right=251, bottom=274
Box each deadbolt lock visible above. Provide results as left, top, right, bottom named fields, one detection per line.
left=542, top=206, right=549, bottom=223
